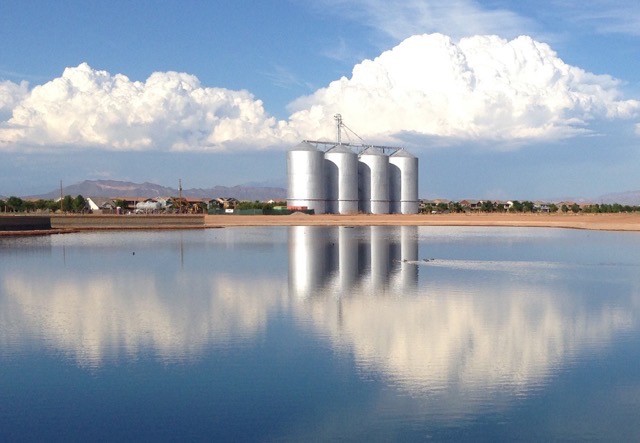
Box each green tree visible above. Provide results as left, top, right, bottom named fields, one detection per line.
left=586, top=204, right=600, bottom=214
left=481, top=200, right=494, bottom=212
left=61, top=195, right=74, bottom=212
left=238, top=201, right=255, bottom=210
left=549, top=204, right=559, bottom=213
left=23, top=200, right=36, bottom=212
left=561, top=204, right=568, bottom=213
left=47, top=199, right=61, bottom=212
left=522, top=201, right=534, bottom=213
left=510, top=201, right=523, bottom=213
left=113, top=199, right=128, bottom=213
left=238, top=200, right=277, bottom=210
left=33, top=199, right=50, bottom=211
left=72, top=195, right=86, bottom=212
left=6, top=196, right=24, bottom=212
left=571, top=203, right=580, bottom=213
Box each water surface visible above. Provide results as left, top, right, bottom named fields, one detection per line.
left=1, top=226, right=640, bottom=440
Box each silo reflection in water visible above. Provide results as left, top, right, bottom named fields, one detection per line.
left=337, top=226, right=359, bottom=291
left=391, top=226, right=419, bottom=291
left=370, top=226, right=390, bottom=288
left=288, top=226, right=418, bottom=297
left=288, top=226, right=328, bottom=298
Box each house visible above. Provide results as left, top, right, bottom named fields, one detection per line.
left=86, top=197, right=117, bottom=214
left=209, top=197, right=240, bottom=211
left=460, top=200, right=482, bottom=211
left=501, top=200, right=514, bottom=211
left=112, top=197, right=147, bottom=213
left=533, top=201, right=551, bottom=213
left=169, top=197, right=207, bottom=214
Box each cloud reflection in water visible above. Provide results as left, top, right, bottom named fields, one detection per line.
left=287, top=226, right=640, bottom=404
left=1, top=271, right=288, bottom=367
left=0, top=225, right=638, bottom=410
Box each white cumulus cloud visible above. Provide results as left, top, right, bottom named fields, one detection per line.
left=0, top=63, right=293, bottom=152
left=0, top=79, right=29, bottom=121
left=287, top=33, right=640, bottom=144
left=2, top=34, right=639, bottom=153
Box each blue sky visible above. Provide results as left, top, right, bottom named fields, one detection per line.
left=1, top=0, right=640, bottom=200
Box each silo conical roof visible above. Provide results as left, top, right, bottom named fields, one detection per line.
left=390, top=148, right=415, bottom=158
left=326, top=144, right=355, bottom=154
left=360, top=146, right=386, bottom=156
left=289, top=141, right=319, bottom=152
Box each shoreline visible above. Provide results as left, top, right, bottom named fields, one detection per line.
left=1, top=213, right=639, bottom=236
left=204, top=213, right=640, bottom=232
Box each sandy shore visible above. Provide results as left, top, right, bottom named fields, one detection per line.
left=3, top=213, right=640, bottom=236
left=205, top=213, right=640, bottom=232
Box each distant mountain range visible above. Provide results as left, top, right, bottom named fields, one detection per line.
left=596, top=190, right=640, bottom=205
left=8, top=180, right=640, bottom=205
left=24, top=180, right=287, bottom=201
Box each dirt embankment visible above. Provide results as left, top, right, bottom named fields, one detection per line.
left=51, top=214, right=205, bottom=230
left=205, top=212, right=640, bottom=231
left=3, top=213, right=640, bottom=236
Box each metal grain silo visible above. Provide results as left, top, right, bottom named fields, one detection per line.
left=325, top=144, right=359, bottom=214
left=358, top=147, right=389, bottom=214
left=389, top=149, right=418, bottom=214
left=287, top=142, right=326, bottom=214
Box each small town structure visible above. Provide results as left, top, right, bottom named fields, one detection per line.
left=86, top=197, right=117, bottom=213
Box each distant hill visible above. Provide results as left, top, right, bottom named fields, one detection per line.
left=16, top=180, right=640, bottom=205
left=26, top=180, right=287, bottom=201
left=240, top=178, right=287, bottom=189
left=597, top=190, right=640, bottom=206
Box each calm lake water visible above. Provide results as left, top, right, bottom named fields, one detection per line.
left=1, top=226, right=640, bottom=441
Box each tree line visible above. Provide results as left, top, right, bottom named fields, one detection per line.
left=421, top=200, right=640, bottom=214
left=1, top=196, right=287, bottom=213
left=0, top=195, right=88, bottom=213
left=3, top=195, right=640, bottom=215
left=236, top=200, right=287, bottom=210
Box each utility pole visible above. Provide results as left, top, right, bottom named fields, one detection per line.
left=60, top=180, right=63, bottom=213
left=179, top=178, right=183, bottom=214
